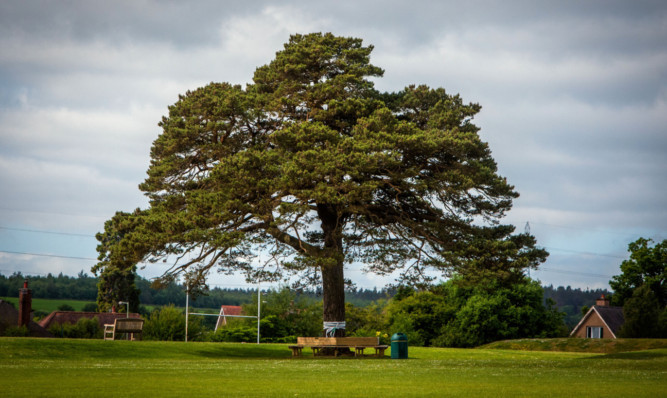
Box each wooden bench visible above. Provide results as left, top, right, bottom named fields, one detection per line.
left=288, top=337, right=388, bottom=357
left=103, top=318, right=144, bottom=341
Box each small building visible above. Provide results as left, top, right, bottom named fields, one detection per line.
left=0, top=280, right=52, bottom=337
left=0, top=299, right=53, bottom=337
left=570, top=295, right=625, bottom=339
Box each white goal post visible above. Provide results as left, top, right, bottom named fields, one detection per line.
left=184, top=284, right=262, bottom=344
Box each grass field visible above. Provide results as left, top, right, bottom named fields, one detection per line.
left=1, top=297, right=96, bottom=313
left=1, top=338, right=665, bottom=397
left=482, top=337, right=667, bottom=353
left=0, top=297, right=219, bottom=315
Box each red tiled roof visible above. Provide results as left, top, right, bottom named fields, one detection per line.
left=38, top=311, right=142, bottom=330
left=215, top=306, right=244, bottom=329
left=220, top=306, right=243, bottom=316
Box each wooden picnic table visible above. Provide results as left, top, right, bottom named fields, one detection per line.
left=288, top=337, right=387, bottom=357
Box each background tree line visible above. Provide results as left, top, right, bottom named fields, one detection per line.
left=0, top=272, right=394, bottom=307
left=176, top=275, right=568, bottom=347
left=0, top=271, right=98, bottom=300
left=8, top=262, right=663, bottom=343
left=1, top=271, right=605, bottom=323
left=542, top=285, right=611, bottom=328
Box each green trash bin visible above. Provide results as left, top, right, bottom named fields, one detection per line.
left=391, top=332, right=408, bottom=359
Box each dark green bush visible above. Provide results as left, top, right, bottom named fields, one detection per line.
left=48, top=317, right=102, bottom=339
left=207, top=326, right=257, bottom=342
left=4, top=325, right=29, bottom=337
left=143, top=305, right=205, bottom=341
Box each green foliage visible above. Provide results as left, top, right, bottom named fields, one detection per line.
left=143, top=304, right=205, bottom=341
left=207, top=326, right=257, bottom=343
left=81, top=303, right=98, bottom=312
left=608, top=238, right=666, bottom=338
left=3, top=325, right=29, bottom=337
left=0, top=270, right=394, bottom=310
left=538, top=285, right=611, bottom=328
left=241, top=287, right=322, bottom=338
left=435, top=279, right=567, bottom=347
left=47, top=317, right=102, bottom=339
left=385, top=278, right=567, bottom=348
left=619, top=284, right=666, bottom=338
left=610, top=238, right=666, bottom=307
left=32, top=310, right=49, bottom=321
left=93, top=211, right=142, bottom=312
left=345, top=299, right=387, bottom=334
left=386, top=311, right=426, bottom=347
left=95, top=32, right=546, bottom=329
left=0, top=271, right=98, bottom=300
left=386, top=290, right=449, bottom=346
left=143, top=305, right=184, bottom=341
left=57, top=304, right=75, bottom=311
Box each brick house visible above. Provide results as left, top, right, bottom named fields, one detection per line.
left=0, top=299, right=52, bottom=337
left=0, top=280, right=52, bottom=337
left=570, top=295, right=625, bottom=339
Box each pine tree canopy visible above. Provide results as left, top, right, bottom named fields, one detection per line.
left=94, top=33, right=547, bottom=328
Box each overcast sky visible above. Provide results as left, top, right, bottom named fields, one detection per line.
left=0, top=1, right=665, bottom=292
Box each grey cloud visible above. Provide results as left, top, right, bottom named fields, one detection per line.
left=0, top=1, right=244, bottom=48
left=1, top=1, right=665, bottom=288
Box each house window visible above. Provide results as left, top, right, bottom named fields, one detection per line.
left=586, top=326, right=603, bottom=338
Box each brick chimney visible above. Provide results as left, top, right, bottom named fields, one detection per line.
left=595, top=294, right=610, bottom=307
left=18, top=279, right=32, bottom=327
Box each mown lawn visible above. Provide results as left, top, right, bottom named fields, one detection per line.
left=1, top=338, right=665, bottom=397
left=482, top=337, right=667, bottom=353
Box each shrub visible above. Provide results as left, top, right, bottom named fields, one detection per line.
left=434, top=279, right=567, bottom=347
left=385, top=290, right=448, bottom=346
left=387, top=312, right=425, bottom=347
left=242, top=287, right=322, bottom=338
left=4, top=325, right=29, bottom=337
left=32, top=310, right=49, bottom=322
left=48, top=317, right=102, bottom=339
left=207, top=326, right=257, bottom=342
left=143, top=305, right=205, bottom=341
left=619, top=285, right=666, bottom=338
left=261, top=335, right=297, bottom=344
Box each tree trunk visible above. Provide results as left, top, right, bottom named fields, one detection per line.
left=318, top=204, right=346, bottom=338
left=321, top=260, right=346, bottom=337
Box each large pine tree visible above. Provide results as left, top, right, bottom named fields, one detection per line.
left=94, top=33, right=546, bottom=335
